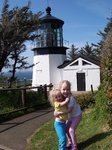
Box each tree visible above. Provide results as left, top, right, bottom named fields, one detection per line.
left=100, top=29, right=112, bottom=128
left=91, top=43, right=101, bottom=60
left=98, top=17, right=112, bottom=43
left=0, top=0, right=42, bottom=72
left=79, top=42, right=99, bottom=60
left=94, top=15, right=112, bottom=59
left=101, top=30, right=112, bottom=90
left=67, top=44, right=79, bottom=61
left=6, top=44, right=29, bottom=87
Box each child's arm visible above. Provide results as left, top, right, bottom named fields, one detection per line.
left=54, top=106, right=72, bottom=117
left=54, top=96, right=76, bottom=117
left=59, top=97, right=69, bottom=106
left=61, top=107, right=72, bottom=114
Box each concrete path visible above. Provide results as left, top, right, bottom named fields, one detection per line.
left=0, top=107, right=53, bottom=150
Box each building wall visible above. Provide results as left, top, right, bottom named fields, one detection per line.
left=85, top=69, right=100, bottom=91
left=32, top=54, right=66, bottom=87
left=49, top=54, right=66, bottom=87
left=32, top=55, right=50, bottom=86
left=62, top=68, right=100, bottom=91
left=32, top=55, right=100, bottom=92
left=62, top=58, right=100, bottom=91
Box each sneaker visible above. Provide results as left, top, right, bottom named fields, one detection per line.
left=71, top=144, right=78, bottom=150
left=66, top=143, right=72, bottom=149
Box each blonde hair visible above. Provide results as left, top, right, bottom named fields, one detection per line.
left=59, top=80, right=71, bottom=90
left=49, top=88, right=61, bottom=106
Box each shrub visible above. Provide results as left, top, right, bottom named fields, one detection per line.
left=26, top=91, right=47, bottom=107
left=0, top=90, right=48, bottom=113
left=94, top=89, right=111, bottom=127
left=74, top=92, right=95, bottom=110
left=0, top=91, right=21, bottom=111
left=94, top=90, right=108, bottom=116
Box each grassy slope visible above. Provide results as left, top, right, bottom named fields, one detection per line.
left=27, top=108, right=112, bottom=150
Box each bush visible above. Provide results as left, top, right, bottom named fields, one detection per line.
left=94, top=89, right=110, bottom=126
left=26, top=91, right=47, bottom=107
left=0, top=91, right=21, bottom=112
left=74, top=92, right=95, bottom=110
left=0, top=90, right=48, bottom=113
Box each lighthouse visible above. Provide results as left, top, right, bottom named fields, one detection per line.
left=32, top=7, right=68, bottom=87
left=32, top=7, right=101, bottom=91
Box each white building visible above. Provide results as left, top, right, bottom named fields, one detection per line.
left=32, top=7, right=100, bottom=91
left=58, top=55, right=100, bottom=91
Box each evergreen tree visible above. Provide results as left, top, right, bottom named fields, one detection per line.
left=79, top=42, right=98, bottom=60
left=95, top=15, right=112, bottom=59
left=7, top=44, right=30, bottom=87
left=67, top=44, right=79, bottom=61
left=100, top=29, right=112, bottom=127
left=0, top=0, right=41, bottom=72
left=101, top=29, right=112, bottom=92
left=98, top=17, right=112, bottom=43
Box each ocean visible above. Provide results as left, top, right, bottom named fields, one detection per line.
left=16, top=71, right=32, bottom=80
left=2, top=70, right=32, bottom=80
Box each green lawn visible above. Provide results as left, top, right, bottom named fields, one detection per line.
left=26, top=108, right=112, bottom=150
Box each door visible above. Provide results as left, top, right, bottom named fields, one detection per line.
left=77, top=73, right=86, bottom=91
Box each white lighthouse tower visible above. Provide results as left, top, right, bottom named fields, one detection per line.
left=32, top=7, right=68, bottom=87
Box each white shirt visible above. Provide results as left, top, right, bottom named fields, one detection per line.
left=68, top=95, right=82, bottom=117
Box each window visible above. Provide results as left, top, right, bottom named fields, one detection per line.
left=82, top=60, right=91, bottom=65
left=70, top=61, right=78, bottom=66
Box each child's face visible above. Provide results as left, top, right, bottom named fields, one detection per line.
left=60, top=83, right=70, bottom=98
left=55, top=92, right=63, bottom=102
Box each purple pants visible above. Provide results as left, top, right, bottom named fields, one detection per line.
left=66, top=114, right=82, bottom=146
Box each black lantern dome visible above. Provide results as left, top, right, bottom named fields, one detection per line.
left=41, top=7, right=64, bottom=25
left=33, top=7, right=67, bottom=55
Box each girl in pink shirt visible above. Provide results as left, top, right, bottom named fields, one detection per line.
left=55, top=80, right=82, bottom=150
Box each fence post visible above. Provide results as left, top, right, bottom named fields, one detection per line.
left=91, top=84, right=94, bottom=94
left=44, top=84, right=48, bottom=99
left=38, top=85, right=42, bottom=94
left=49, top=83, right=53, bottom=91
left=24, top=77, right=26, bottom=87
left=21, top=89, right=26, bottom=107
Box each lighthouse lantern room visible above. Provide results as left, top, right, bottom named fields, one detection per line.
left=32, top=7, right=68, bottom=87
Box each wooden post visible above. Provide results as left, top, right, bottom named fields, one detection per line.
left=44, top=84, right=47, bottom=99
left=21, top=89, right=26, bottom=107
left=38, top=85, right=43, bottom=94
left=91, top=84, right=94, bottom=94
left=49, top=83, right=53, bottom=91
left=24, top=77, right=26, bottom=87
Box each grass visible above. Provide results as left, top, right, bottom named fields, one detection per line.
left=27, top=108, right=112, bottom=150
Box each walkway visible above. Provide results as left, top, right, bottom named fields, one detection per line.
left=0, top=107, right=53, bottom=150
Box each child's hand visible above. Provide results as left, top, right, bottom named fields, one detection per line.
left=54, top=111, right=59, bottom=117
left=65, top=97, right=69, bottom=103
left=54, top=111, right=62, bottom=117
left=59, top=97, right=69, bottom=106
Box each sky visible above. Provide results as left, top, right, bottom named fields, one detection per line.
left=0, top=0, right=112, bottom=68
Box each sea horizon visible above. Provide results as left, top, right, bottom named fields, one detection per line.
left=1, top=70, right=32, bottom=80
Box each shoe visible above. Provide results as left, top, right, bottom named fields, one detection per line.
left=71, top=144, right=78, bottom=150
left=66, top=143, right=72, bottom=149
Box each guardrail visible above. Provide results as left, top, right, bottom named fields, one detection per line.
left=0, top=84, right=53, bottom=108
